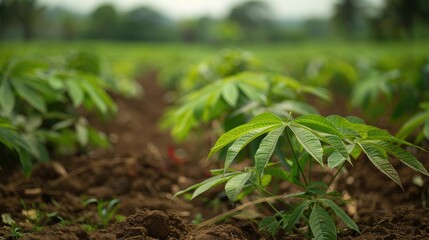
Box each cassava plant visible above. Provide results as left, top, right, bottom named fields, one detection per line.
left=161, top=50, right=330, bottom=143
left=0, top=53, right=118, bottom=175
left=176, top=112, right=429, bottom=239
left=161, top=71, right=329, bottom=142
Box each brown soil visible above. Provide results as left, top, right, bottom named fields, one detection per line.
left=0, top=71, right=428, bottom=240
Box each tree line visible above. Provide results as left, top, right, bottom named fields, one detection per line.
left=1, top=0, right=428, bottom=42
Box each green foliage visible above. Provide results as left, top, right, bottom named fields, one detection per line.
left=84, top=198, right=120, bottom=228
left=0, top=52, right=119, bottom=174
left=162, top=68, right=329, bottom=142
left=176, top=112, right=428, bottom=238
left=2, top=213, right=24, bottom=239
left=397, top=101, right=429, bottom=143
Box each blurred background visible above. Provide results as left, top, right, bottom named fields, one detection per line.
left=1, top=0, right=429, bottom=43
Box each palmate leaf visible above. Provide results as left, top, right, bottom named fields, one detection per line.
left=209, top=112, right=283, bottom=157
left=289, top=124, right=324, bottom=166
left=293, top=115, right=342, bottom=136
left=324, top=135, right=349, bottom=168
left=358, top=142, right=402, bottom=187
left=318, top=199, right=360, bottom=233
left=174, top=172, right=238, bottom=199
left=365, top=140, right=429, bottom=176
left=284, top=200, right=312, bottom=232
left=309, top=204, right=337, bottom=240
left=255, top=125, right=286, bottom=177
left=225, top=172, right=251, bottom=202
left=224, top=125, right=281, bottom=171
left=259, top=216, right=281, bottom=235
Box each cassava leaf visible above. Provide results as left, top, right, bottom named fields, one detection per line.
left=319, top=199, right=360, bottom=233
left=0, top=80, right=15, bottom=114
left=191, top=174, right=236, bottom=200
left=224, top=125, right=281, bottom=171
left=284, top=200, right=312, bottom=232
left=293, top=115, right=342, bottom=136
left=259, top=216, right=281, bottom=235
left=366, top=140, right=428, bottom=176
left=209, top=112, right=283, bottom=157
left=65, top=80, right=84, bottom=107
left=309, top=204, right=337, bottom=240
left=12, top=80, right=46, bottom=113
left=324, top=135, right=349, bottom=168
left=396, top=111, right=429, bottom=140
left=222, top=83, right=239, bottom=107
left=225, top=172, right=251, bottom=202
left=255, top=125, right=286, bottom=177
left=358, top=142, right=402, bottom=187
left=289, top=124, right=324, bottom=165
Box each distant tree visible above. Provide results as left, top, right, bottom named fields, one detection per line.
left=119, top=6, right=175, bottom=41
left=371, top=0, right=429, bottom=39
left=87, top=4, right=119, bottom=39
left=227, top=0, right=273, bottom=41
left=332, top=0, right=368, bottom=39
left=0, top=0, right=45, bottom=40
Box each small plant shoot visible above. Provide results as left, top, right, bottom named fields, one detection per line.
left=176, top=112, right=428, bottom=239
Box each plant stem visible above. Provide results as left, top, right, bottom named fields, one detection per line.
left=328, top=162, right=346, bottom=188
left=286, top=128, right=308, bottom=186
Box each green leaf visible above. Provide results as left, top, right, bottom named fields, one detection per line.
left=222, top=83, right=239, bottom=107
left=396, top=111, right=429, bottom=139
left=289, top=124, right=324, bottom=166
left=65, top=80, right=84, bottom=107
left=224, top=125, right=280, bottom=171
left=270, top=100, right=318, bottom=116
left=309, top=204, right=337, bottom=240
left=209, top=112, right=283, bottom=157
left=259, top=216, right=281, bottom=235
left=12, top=80, right=46, bottom=113
left=327, top=151, right=347, bottom=169
left=319, top=199, right=360, bottom=233
left=255, top=125, right=286, bottom=177
left=16, top=147, right=32, bottom=176
left=191, top=174, right=236, bottom=200
left=293, top=115, right=342, bottom=136
left=225, top=172, right=251, bottom=203
left=358, top=142, right=402, bottom=187
left=324, top=135, right=349, bottom=168
left=76, top=122, right=89, bottom=146
left=21, top=134, right=49, bottom=163
left=284, top=200, right=312, bottom=232
left=0, top=80, right=15, bottom=114
left=367, top=140, right=428, bottom=176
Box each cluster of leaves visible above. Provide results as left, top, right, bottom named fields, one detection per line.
left=176, top=112, right=428, bottom=239
left=161, top=50, right=330, bottom=142
left=301, top=55, right=429, bottom=123
left=0, top=51, right=120, bottom=175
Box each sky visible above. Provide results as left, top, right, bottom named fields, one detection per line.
left=39, top=0, right=384, bottom=20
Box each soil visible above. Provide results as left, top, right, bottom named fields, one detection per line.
left=1, top=71, right=428, bottom=239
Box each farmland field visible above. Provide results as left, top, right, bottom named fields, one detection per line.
left=1, top=41, right=429, bottom=239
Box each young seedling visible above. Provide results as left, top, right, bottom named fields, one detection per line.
left=84, top=198, right=120, bottom=228
left=176, top=112, right=429, bottom=239
left=1, top=213, right=23, bottom=239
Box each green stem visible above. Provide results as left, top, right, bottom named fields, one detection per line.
left=308, top=158, right=312, bottom=185
left=286, top=128, right=308, bottom=186
left=328, top=162, right=346, bottom=188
